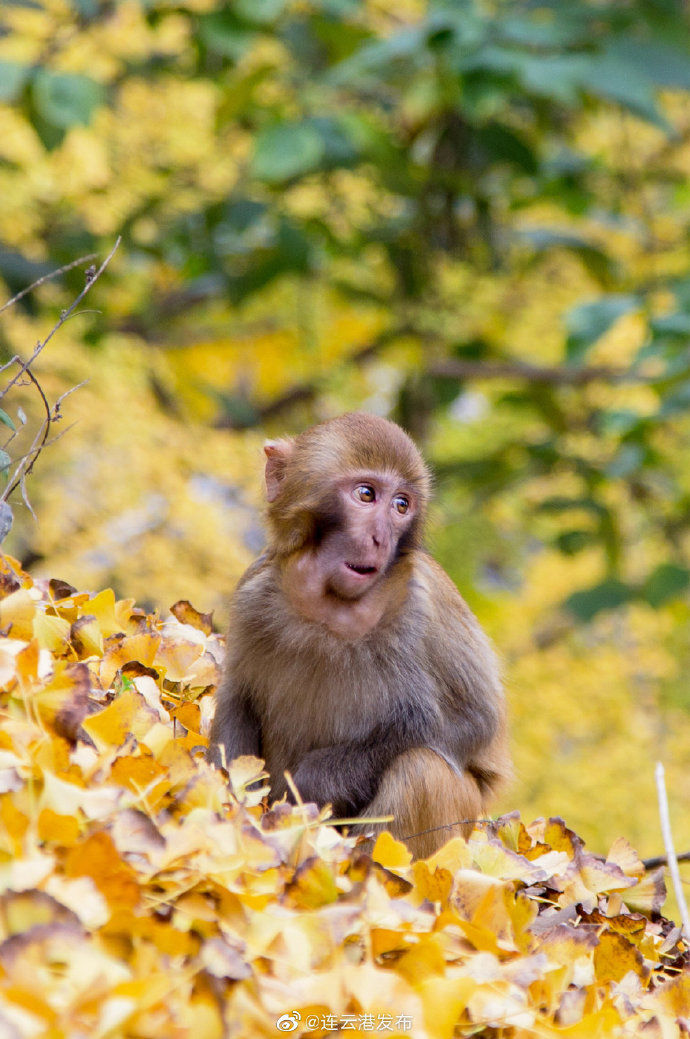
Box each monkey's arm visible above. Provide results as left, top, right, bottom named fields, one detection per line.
left=291, top=700, right=437, bottom=816
left=207, top=676, right=261, bottom=769
left=419, top=556, right=510, bottom=790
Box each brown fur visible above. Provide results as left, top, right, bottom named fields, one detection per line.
left=362, top=749, right=485, bottom=858
left=208, top=413, right=510, bottom=856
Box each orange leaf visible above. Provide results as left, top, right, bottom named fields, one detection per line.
left=99, top=631, right=161, bottom=689
left=372, top=831, right=413, bottom=871
left=38, top=809, right=81, bottom=847
left=287, top=857, right=339, bottom=909
left=411, top=860, right=453, bottom=905
left=64, top=831, right=140, bottom=909
left=83, top=688, right=161, bottom=750
left=593, top=930, right=649, bottom=983
left=170, top=600, right=214, bottom=635
left=70, top=614, right=104, bottom=657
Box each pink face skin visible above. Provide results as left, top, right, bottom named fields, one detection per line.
left=280, top=470, right=417, bottom=639
left=318, top=472, right=417, bottom=601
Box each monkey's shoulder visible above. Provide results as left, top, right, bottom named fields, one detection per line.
left=234, top=553, right=271, bottom=592
left=409, top=552, right=501, bottom=689
left=230, top=554, right=285, bottom=621
left=410, top=553, right=482, bottom=629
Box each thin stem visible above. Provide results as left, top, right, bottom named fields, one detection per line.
left=655, top=761, right=690, bottom=938
left=0, top=252, right=97, bottom=315
left=0, top=236, right=120, bottom=401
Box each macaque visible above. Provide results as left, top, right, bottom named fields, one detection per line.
left=208, top=412, right=509, bottom=857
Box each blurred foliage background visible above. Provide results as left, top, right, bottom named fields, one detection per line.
left=2, top=0, right=690, bottom=861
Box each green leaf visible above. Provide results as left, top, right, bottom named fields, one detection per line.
left=597, top=409, right=643, bottom=436
left=512, top=52, right=591, bottom=106
left=518, top=229, right=614, bottom=284
left=565, top=579, right=634, bottom=622
left=70, top=0, right=100, bottom=16
left=536, top=496, right=606, bottom=517
left=606, top=444, right=644, bottom=479
left=308, top=117, right=359, bottom=168
left=225, top=218, right=313, bottom=301
left=582, top=52, right=671, bottom=132
left=0, top=409, right=16, bottom=432
left=197, top=10, right=256, bottom=60
left=605, top=38, right=690, bottom=91
left=233, top=0, right=286, bottom=24
left=0, top=61, right=30, bottom=102
left=475, top=121, right=538, bottom=174
left=475, top=42, right=673, bottom=131
left=215, top=393, right=260, bottom=429
left=32, top=70, right=105, bottom=130
left=650, top=313, right=690, bottom=337
left=329, top=26, right=428, bottom=87
left=642, top=563, right=690, bottom=608
left=565, top=295, right=639, bottom=363
left=252, top=122, right=325, bottom=183
left=497, top=14, right=590, bottom=48
left=658, top=382, right=690, bottom=419
left=0, top=450, right=11, bottom=478
left=556, top=530, right=597, bottom=555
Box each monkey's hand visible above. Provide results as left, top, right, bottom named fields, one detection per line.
left=290, top=745, right=378, bottom=818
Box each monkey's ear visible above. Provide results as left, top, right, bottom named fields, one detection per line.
left=263, top=438, right=295, bottom=502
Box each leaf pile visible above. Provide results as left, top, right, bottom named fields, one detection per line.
left=0, top=554, right=688, bottom=1038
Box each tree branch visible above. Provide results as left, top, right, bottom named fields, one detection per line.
left=428, top=358, right=647, bottom=386
left=216, top=326, right=657, bottom=429
left=642, top=849, right=690, bottom=870
left=214, top=325, right=412, bottom=429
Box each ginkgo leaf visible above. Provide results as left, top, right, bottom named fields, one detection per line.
left=170, top=600, right=214, bottom=635
left=0, top=588, right=36, bottom=641
left=372, top=831, right=413, bottom=871
left=0, top=566, right=683, bottom=1037
left=64, top=831, right=140, bottom=910
left=83, top=688, right=161, bottom=749
left=70, top=614, right=104, bottom=657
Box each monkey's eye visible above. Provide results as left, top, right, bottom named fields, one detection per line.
left=353, top=484, right=376, bottom=503
left=393, top=495, right=410, bottom=515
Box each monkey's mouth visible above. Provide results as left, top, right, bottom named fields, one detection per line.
left=345, top=562, right=378, bottom=576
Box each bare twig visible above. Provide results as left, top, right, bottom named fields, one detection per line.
left=643, top=850, right=690, bottom=870
left=0, top=239, right=120, bottom=509
left=402, top=817, right=495, bottom=842
left=0, top=252, right=97, bottom=316
left=2, top=381, right=86, bottom=504
left=655, top=761, right=690, bottom=938
left=0, top=236, right=120, bottom=398
left=21, top=370, right=50, bottom=468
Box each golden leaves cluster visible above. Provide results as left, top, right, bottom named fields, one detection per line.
left=0, top=554, right=687, bottom=1038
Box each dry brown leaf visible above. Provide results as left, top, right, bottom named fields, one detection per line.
left=170, top=600, right=214, bottom=635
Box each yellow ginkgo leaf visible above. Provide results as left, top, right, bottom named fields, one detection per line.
left=372, top=830, right=413, bottom=871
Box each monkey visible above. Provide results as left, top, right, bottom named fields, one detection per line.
left=208, top=412, right=509, bottom=857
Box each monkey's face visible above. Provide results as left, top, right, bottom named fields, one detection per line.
left=313, top=471, right=418, bottom=601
